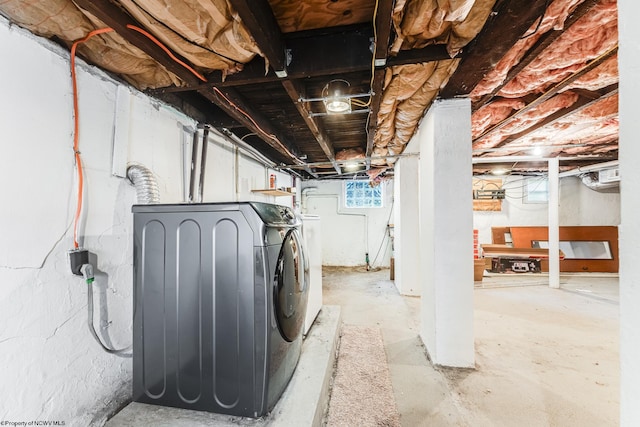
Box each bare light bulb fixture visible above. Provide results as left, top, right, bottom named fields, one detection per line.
left=491, top=168, right=510, bottom=176
left=343, top=161, right=360, bottom=171
left=323, top=79, right=351, bottom=114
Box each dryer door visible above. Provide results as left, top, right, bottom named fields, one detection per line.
left=274, top=228, right=308, bottom=342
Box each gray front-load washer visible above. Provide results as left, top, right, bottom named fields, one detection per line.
left=131, top=202, right=308, bottom=417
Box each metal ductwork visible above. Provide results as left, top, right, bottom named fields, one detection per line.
left=127, top=164, right=160, bottom=204
left=578, top=172, right=620, bottom=193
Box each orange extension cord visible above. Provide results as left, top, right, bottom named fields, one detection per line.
left=70, top=24, right=294, bottom=247
left=70, top=28, right=114, bottom=249
left=69, top=25, right=208, bottom=248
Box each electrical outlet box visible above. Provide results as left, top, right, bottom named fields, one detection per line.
left=69, top=249, right=89, bottom=275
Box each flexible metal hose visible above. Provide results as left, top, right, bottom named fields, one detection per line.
left=81, top=264, right=131, bottom=357
left=127, top=164, right=160, bottom=204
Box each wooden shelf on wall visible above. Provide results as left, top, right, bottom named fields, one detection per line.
left=251, top=189, right=294, bottom=197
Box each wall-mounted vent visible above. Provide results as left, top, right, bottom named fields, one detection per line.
left=598, top=168, right=620, bottom=184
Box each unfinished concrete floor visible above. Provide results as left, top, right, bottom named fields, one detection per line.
left=322, top=267, right=619, bottom=427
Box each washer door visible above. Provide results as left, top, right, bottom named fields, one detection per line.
left=274, top=229, right=307, bottom=342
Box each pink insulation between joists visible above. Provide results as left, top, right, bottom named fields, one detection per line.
left=473, top=92, right=579, bottom=149
left=470, top=0, right=587, bottom=101
left=472, top=99, right=525, bottom=138
left=496, top=96, right=619, bottom=155
left=498, top=0, right=617, bottom=98
left=564, top=54, right=618, bottom=92
left=572, top=93, right=618, bottom=120
left=335, top=148, right=365, bottom=161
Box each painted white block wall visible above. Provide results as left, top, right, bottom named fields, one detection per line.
left=619, top=0, right=640, bottom=423
left=394, top=155, right=421, bottom=295
left=418, top=98, right=474, bottom=368
left=198, top=131, right=293, bottom=206
left=0, top=19, right=293, bottom=425
left=473, top=175, right=620, bottom=247
left=300, top=180, right=393, bottom=267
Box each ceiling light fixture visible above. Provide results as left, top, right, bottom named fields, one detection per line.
left=323, top=79, right=351, bottom=114
left=343, top=161, right=360, bottom=171
left=531, top=146, right=543, bottom=156
left=491, top=168, right=510, bottom=176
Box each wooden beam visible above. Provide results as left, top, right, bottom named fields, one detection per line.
left=227, top=0, right=288, bottom=74
left=366, top=68, right=386, bottom=166
left=387, top=45, right=455, bottom=66
left=485, top=84, right=618, bottom=150
left=245, top=28, right=373, bottom=80
left=199, top=87, right=317, bottom=177
left=571, top=87, right=607, bottom=100
left=227, top=0, right=322, bottom=176
left=281, top=80, right=341, bottom=175
left=366, top=0, right=395, bottom=169
left=148, top=39, right=453, bottom=94
left=374, top=0, right=395, bottom=64
left=197, top=89, right=312, bottom=172
left=440, top=0, right=550, bottom=98
left=155, top=92, right=240, bottom=128
left=474, top=47, right=618, bottom=144
left=472, top=0, right=600, bottom=110
left=548, top=138, right=618, bottom=157
left=74, top=0, right=309, bottom=167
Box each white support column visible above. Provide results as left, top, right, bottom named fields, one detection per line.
left=548, top=157, right=560, bottom=289
left=394, top=155, right=421, bottom=296
left=418, top=98, right=474, bottom=368
left=619, top=0, right=640, bottom=423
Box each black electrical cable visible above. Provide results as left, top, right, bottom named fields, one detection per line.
left=500, top=176, right=549, bottom=200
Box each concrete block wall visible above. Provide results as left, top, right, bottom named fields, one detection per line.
left=0, top=18, right=292, bottom=425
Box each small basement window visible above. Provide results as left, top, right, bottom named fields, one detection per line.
left=344, top=181, right=383, bottom=208
left=524, top=177, right=548, bottom=203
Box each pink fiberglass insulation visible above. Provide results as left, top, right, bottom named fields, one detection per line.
left=564, top=54, right=618, bottom=92
left=498, top=0, right=617, bottom=98
left=470, top=0, right=587, bottom=101
left=472, top=99, right=525, bottom=138
left=507, top=97, right=618, bottom=153
left=367, top=167, right=388, bottom=181
left=572, top=93, right=618, bottom=120
left=335, top=148, right=365, bottom=161
left=473, top=91, right=579, bottom=150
